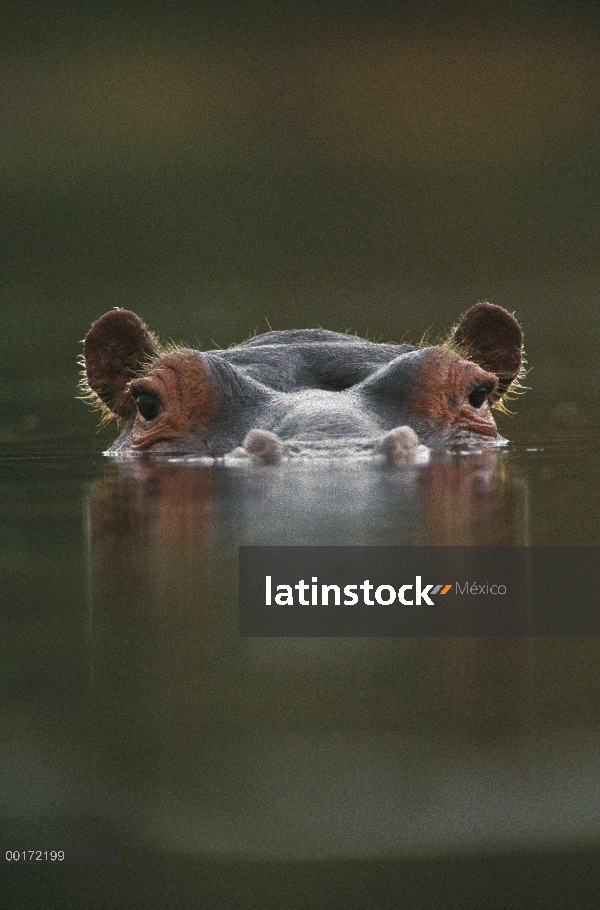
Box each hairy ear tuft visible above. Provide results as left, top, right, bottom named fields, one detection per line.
left=83, top=310, right=159, bottom=419
left=452, top=303, right=523, bottom=403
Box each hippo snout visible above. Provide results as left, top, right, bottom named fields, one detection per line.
left=270, top=390, right=382, bottom=441
left=234, top=425, right=428, bottom=466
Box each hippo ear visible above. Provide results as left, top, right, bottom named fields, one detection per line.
left=453, top=303, right=523, bottom=402
left=84, top=310, right=159, bottom=418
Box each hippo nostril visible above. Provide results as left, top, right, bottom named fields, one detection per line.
left=377, top=426, right=423, bottom=465
left=243, top=429, right=284, bottom=465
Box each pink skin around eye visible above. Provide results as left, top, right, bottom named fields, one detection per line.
left=129, top=353, right=221, bottom=452
left=410, top=348, right=499, bottom=441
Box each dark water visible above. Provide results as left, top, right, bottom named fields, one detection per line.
left=2, top=391, right=600, bottom=908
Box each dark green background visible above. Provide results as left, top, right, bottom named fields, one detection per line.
left=1, top=0, right=599, bottom=429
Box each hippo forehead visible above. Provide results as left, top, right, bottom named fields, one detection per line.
left=82, top=304, right=524, bottom=460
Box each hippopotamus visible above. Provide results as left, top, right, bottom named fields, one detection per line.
left=82, top=303, right=523, bottom=463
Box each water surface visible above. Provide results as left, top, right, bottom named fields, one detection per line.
left=2, top=394, right=599, bottom=906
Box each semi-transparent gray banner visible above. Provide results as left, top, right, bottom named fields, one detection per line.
left=239, top=547, right=600, bottom=637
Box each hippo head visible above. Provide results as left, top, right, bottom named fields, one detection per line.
left=82, top=303, right=523, bottom=463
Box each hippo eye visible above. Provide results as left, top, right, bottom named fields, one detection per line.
left=468, top=385, right=492, bottom=409
left=133, top=391, right=162, bottom=422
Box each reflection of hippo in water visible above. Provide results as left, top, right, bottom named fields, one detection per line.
left=83, top=303, right=523, bottom=461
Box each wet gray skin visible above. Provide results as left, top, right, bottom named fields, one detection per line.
left=82, top=302, right=523, bottom=464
